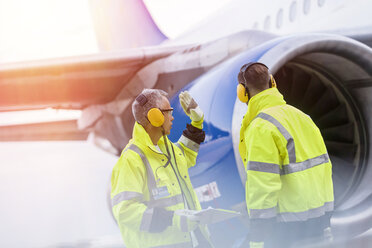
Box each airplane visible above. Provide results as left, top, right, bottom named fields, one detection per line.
left=1, top=0, right=372, bottom=247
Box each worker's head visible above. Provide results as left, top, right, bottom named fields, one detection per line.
left=237, top=62, right=276, bottom=103
left=132, top=89, right=174, bottom=135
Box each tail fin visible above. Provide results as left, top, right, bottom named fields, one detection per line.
left=89, top=0, right=167, bottom=51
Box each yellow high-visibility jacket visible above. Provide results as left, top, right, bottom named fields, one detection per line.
left=111, top=122, right=212, bottom=248
left=239, top=87, right=334, bottom=222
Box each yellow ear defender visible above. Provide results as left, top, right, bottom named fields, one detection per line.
left=237, top=83, right=249, bottom=103
left=237, top=62, right=276, bottom=103
left=147, top=108, right=164, bottom=127
left=135, top=93, right=165, bottom=127
left=270, top=74, right=277, bottom=88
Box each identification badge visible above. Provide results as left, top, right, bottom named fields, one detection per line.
left=152, top=186, right=170, bottom=200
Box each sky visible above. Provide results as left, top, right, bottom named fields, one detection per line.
left=0, top=0, right=97, bottom=63
left=0, top=0, right=231, bottom=64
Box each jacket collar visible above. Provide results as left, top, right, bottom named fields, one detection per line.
left=242, top=87, right=286, bottom=127
left=132, top=122, right=167, bottom=154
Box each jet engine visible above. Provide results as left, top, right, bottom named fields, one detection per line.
left=167, top=33, right=372, bottom=246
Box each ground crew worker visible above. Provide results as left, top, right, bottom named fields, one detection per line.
left=236, top=62, right=334, bottom=248
left=111, top=89, right=213, bottom=248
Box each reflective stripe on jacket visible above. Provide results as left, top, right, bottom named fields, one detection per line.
left=111, top=122, right=211, bottom=248
left=239, top=88, right=334, bottom=222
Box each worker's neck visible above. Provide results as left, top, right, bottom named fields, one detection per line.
left=145, top=125, right=162, bottom=146
left=249, top=89, right=261, bottom=98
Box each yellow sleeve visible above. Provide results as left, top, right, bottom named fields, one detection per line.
left=177, top=136, right=199, bottom=169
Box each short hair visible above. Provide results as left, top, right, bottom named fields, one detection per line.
left=132, top=89, right=168, bottom=126
left=238, top=63, right=270, bottom=92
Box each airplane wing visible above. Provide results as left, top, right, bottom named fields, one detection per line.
left=0, top=44, right=190, bottom=142
left=0, top=45, right=189, bottom=112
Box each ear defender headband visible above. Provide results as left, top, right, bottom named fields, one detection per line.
left=237, top=62, right=277, bottom=103
left=135, top=94, right=164, bottom=127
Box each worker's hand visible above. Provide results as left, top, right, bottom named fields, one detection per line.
left=172, top=211, right=199, bottom=232
left=179, top=91, right=204, bottom=129
left=249, top=241, right=264, bottom=248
